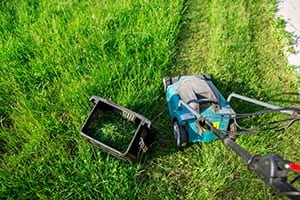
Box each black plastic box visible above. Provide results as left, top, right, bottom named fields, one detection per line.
left=80, top=96, right=155, bottom=163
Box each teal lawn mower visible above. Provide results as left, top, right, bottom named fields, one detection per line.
left=163, top=74, right=300, bottom=199
left=163, top=74, right=235, bottom=146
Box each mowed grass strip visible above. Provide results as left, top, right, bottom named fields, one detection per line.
left=0, top=0, right=183, bottom=199
left=137, top=0, right=299, bottom=200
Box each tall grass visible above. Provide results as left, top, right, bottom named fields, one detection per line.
left=0, top=0, right=183, bottom=199
left=0, top=0, right=299, bottom=199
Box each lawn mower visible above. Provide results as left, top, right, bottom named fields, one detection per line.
left=163, top=74, right=300, bottom=199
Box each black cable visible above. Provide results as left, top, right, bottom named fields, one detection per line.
left=198, top=106, right=300, bottom=135
left=291, top=175, right=300, bottom=184
left=232, top=107, right=300, bottom=119
left=201, top=107, right=300, bottom=119
left=225, top=117, right=300, bottom=135
left=285, top=118, right=300, bottom=130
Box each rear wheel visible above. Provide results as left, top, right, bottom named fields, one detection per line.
left=163, top=77, right=171, bottom=92
left=173, top=120, right=188, bottom=149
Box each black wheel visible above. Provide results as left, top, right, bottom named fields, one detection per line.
left=173, top=120, right=188, bottom=149
left=163, top=76, right=171, bottom=92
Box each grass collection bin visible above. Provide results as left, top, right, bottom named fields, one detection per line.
left=80, top=96, right=155, bottom=163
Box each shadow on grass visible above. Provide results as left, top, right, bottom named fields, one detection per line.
left=127, top=96, right=179, bottom=163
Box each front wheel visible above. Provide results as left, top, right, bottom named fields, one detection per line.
left=173, top=121, right=188, bottom=149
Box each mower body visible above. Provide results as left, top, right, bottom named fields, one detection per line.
left=164, top=75, right=236, bottom=145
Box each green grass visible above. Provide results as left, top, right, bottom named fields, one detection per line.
left=0, top=0, right=299, bottom=199
left=84, top=110, right=138, bottom=153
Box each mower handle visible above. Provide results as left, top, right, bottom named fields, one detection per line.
left=187, top=98, right=219, bottom=105
left=227, top=93, right=295, bottom=115
left=273, top=179, right=300, bottom=199
left=248, top=154, right=300, bottom=199
left=197, top=115, right=300, bottom=199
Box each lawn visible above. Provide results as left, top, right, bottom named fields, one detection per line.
left=0, top=0, right=299, bottom=199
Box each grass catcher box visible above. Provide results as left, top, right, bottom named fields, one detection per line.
left=80, top=96, right=155, bottom=163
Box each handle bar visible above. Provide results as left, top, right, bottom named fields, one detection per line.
left=198, top=116, right=300, bottom=199
left=248, top=154, right=300, bottom=199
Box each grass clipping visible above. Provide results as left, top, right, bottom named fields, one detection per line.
left=85, top=110, right=138, bottom=153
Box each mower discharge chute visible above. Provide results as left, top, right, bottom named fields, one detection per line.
left=163, top=74, right=300, bottom=199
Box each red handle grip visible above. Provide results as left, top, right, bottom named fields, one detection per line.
left=290, top=163, right=300, bottom=172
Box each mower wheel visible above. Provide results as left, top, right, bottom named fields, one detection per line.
left=163, top=77, right=171, bottom=92
left=173, top=120, right=188, bottom=149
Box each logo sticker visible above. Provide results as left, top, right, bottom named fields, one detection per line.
left=212, top=122, right=220, bottom=129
